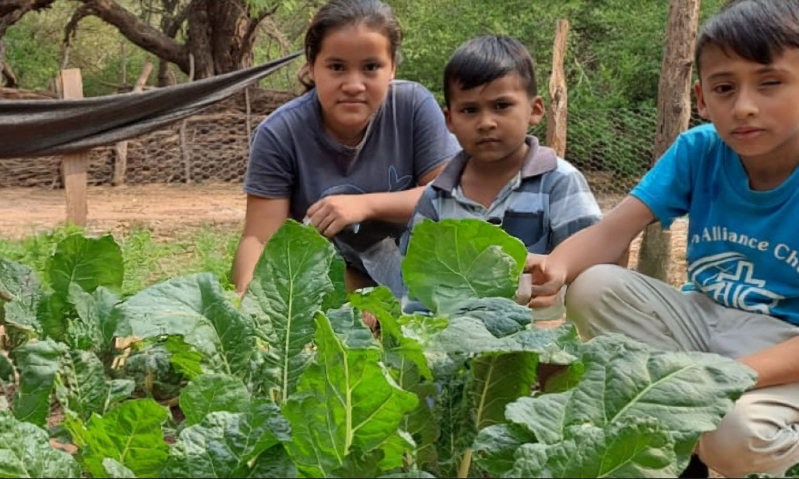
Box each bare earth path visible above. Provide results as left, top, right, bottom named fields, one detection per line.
left=0, top=183, right=247, bottom=241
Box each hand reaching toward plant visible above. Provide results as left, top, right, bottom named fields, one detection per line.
left=524, top=253, right=567, bottom=308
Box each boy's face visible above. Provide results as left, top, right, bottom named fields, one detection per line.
left=445, top=73, right=545, bottom=165
left=695, top=45, right=799, bottom=164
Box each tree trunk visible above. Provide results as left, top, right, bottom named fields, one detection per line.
left=186, top=0, right=253, bottom=79
left=0, top=39, right=6, bottom=87
left=637, top=0, right=701, bottom=282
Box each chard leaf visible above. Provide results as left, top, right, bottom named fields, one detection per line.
left=350, top=287, right=431, bottom=379
left=284, top=313, right=418, bottom=477
left=241, top=220, right=335, bottom=403
left=0, top=412, right=81, bottom=477
left=165, top=400, right=291, bottom=478
left=103, top=458, right=137, bottom=478
left=65, top=284, right=104, bottom=351
left=427, top=308, right=573, bottom=355
left=115, top=273, right=256, bottom=379
left=474, top=335, right=758, bottom=476
left=55, top=349, right=108, bottom=422
left=10, top=339, right=67, bottom=426
left=247, top=445, right=297, bottom=478
left=402, top=219, right=527, bottom=314
left=322, top=254, right=348, bottom=312
left=165, top=336, right=204, bottom=380
left=179, top=374, right=250, bottom=426
left=104, top=379, right=136, bottom=413
left=68, top=285, right=120, bottom=352
left=0, top=259, right=44, bottom=343
left=509, top=418, right=678, bottom=478
left=470, top=352, right=538, bottom=431
left=65, top=398, right=169, bottom=478
left=47, top=234, right=123, bottom=297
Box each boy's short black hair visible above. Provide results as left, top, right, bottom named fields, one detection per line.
left=444, top=35, right=537, bottom=107
left=695, top=0, right=799, bottom=75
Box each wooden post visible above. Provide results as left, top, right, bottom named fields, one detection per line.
left=637, top=0, right=701, bottom=281
left=546, top=19, right=569, bottom=157
left=180, top=120, right=192, bottom=184
left=59, top=68, right=89, bottom=227
left=113, top=61, right=153, bottom=186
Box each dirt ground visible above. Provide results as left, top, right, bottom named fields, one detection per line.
left=0, top=183, right=247, bottom=240
left=0, top=182, right=689, bottom=284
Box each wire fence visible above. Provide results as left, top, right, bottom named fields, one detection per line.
left=1, top=93, right=704, bottom=211
left=531, top=107, right=706, bottom=210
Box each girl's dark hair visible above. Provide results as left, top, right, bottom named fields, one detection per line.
left=695, top=0, right=799, bottom=75
left=298, top=0, right=403, bottom=91
left=443, top=35, right=537, bottom=107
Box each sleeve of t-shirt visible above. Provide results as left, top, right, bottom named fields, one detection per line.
left=411, top=86, right=461, bottom=181
left=630, top=128, right=700, bottom=229
left=243, top=120, right=295, bottom=198
left=548, top=162, right=603, bottom=248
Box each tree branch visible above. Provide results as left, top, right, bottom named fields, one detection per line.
left=0, top=0, right=58, bottom=38
left=63, top=3, right=93, bottom=46
left=72, top=0, right=190, bottom=72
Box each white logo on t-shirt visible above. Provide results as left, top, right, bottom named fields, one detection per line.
left=689, top=252, right=785, bottom=314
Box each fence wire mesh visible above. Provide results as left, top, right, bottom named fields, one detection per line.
left=531, top=108, right=705, bottom=211
left=1, top=92, right=704, bottom=212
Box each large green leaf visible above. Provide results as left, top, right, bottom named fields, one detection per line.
left=0, top=259, right=44, bottom=343
left=283, top=313, right=418, bottom=477
left=241, top=220, right=335, bottom=403
left=0, top=413, right=81, bottom=478
left=474, top=335, right=758, bottom=476
left=427, top=313, right=572, bottom=355
left=47, top=234, right=124, bottom=297
left=470, top=352, right=538, bottom=431
left=65, top=398, right=169, bottom=478
left=164, top=399, right=291, bottom=478
left=10, top=339, right=67, bottom=426
left=55, top=349, right=108, bottom=422
left=179, top=374, right=250, bottom=426
left=508, top=418, right=678, bottom=478
left=248, top=445, right=297, bottom=478
left=402, top=219, right=527, bottom=314
left=322, top=255, right=348, bottom=312
left=103, top=458, right=137, bottom=478
left=116, top=273, right=256, bottom=378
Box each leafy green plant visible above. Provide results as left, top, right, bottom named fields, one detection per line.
left=0, top=219, right=764, bottom=478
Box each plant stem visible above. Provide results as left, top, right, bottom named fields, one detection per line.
left=458, top=449, right=473, bottom=478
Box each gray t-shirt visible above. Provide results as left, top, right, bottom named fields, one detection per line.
left=245, top=80, right=459, bottom=290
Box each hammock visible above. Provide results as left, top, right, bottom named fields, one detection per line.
left=0, top=51, right=301, bottom=159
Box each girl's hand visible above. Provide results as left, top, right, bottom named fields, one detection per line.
left=307, top=194, right=372, bottom=238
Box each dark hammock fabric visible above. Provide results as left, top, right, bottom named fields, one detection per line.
left=0, top=51, right=301, bottom=159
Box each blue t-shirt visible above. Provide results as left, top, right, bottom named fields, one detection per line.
left=632, top=124, right=799, bottom=325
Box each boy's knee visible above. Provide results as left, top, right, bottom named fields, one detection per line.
left=699, top=396, right=795, bottom=477
left=565, top=265, right=626, bottom=313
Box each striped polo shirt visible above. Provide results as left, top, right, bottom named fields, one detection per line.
left=402, top=135, right=602, bottom=256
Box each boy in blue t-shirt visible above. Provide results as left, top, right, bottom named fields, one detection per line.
left=400, top=35, right=602, bottom=312
left=526, top=1, right=799, bottom=476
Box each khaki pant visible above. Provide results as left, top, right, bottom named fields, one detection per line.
left=565, top=265, right=799, bottom=478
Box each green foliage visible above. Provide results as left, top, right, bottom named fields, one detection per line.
left=403, top=219, right=527, bottom=314
left=0, top=220, right=765, bottom=478
left=0, top=413, right=81, bottom=478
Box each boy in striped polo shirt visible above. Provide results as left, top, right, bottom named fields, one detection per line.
left=401, top=35, right=603, bottom=311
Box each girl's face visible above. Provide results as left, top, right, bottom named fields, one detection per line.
left=309, top=23, right=396, bottom=146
